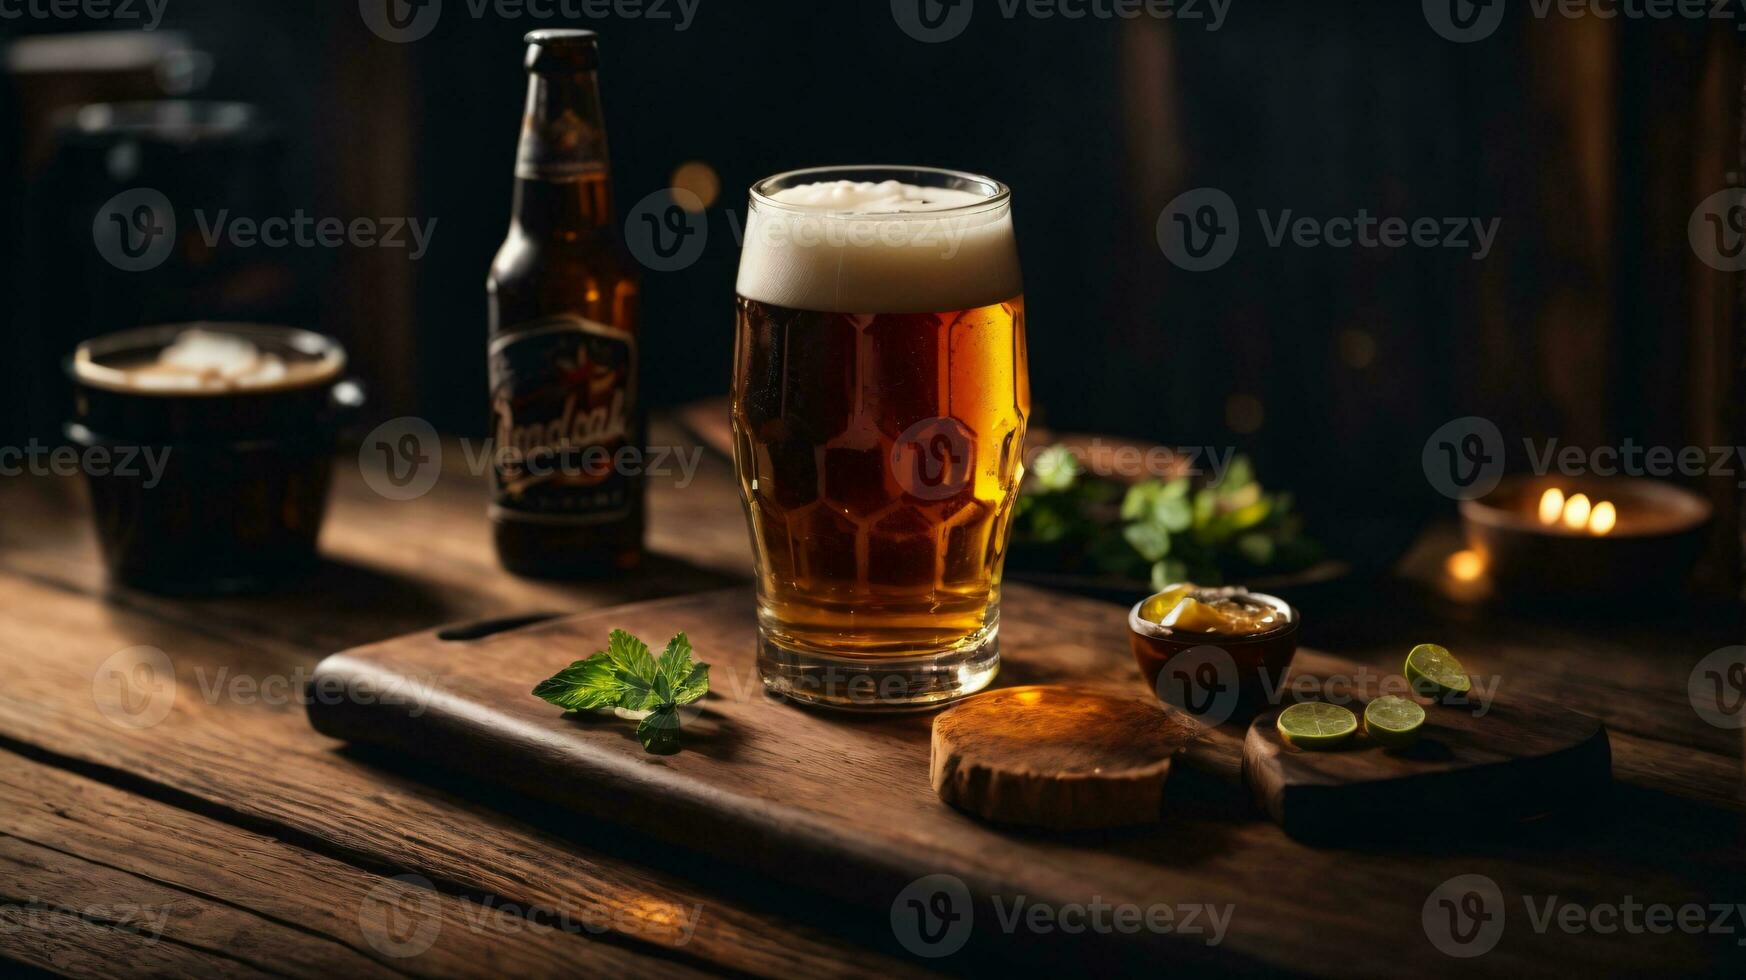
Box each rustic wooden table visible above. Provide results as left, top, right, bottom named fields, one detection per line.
left=1, top=419, right=1741, bottom=977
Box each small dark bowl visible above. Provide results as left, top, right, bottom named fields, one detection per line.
left=1459, top=475, right=1710, bottom=596
left=1128, top=586, right=1299, bottom=720
left=67, top=323, right=363, bottom=595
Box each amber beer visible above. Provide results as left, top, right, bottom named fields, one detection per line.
left=488, top=30, right=643, bottom=577
left=733, top=167, right=1028, bottom=709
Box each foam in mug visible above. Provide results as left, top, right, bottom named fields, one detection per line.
left=75, top=327, right=344, bottom=394
left=737, top=178, right=1022, bottom=315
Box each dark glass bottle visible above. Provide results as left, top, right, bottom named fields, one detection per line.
left=488, top=30, right=643, bottom=577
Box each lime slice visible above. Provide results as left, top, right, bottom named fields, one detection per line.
left=1363, top=695, right=1426, bottom=747
left=1406, top=643, right=1472, bottom=698
left=1276, top=702, right=1358, bottom=748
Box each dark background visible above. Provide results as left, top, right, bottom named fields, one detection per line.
left=2, top=1, right=1740, bottom=579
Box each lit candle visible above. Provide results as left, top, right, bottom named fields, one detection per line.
left=1445, top=549, right=1485, bottom=582
left=1562, top=493, right=1592, bottom=531
left=1538, top=487, right=1565, bottom=525
left=1536, top=487, right=1616, bottom=536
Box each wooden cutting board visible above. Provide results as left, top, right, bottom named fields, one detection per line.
left=306, top=584, right=1609, bottom=969
left=1245, top=690, right=1611, bottom=842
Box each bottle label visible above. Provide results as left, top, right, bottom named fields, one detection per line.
left=488, top=315, right=638, bottom=524
left=515, top=114, right=607, bottom=181
left=515, top=156, right=607, bottom=182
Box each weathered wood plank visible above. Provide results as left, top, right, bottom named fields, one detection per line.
left=0, top=559, right=923, bottom=977
left=0, top=749, right=710, bottom=979
left=0, top=906, right=271, bottom=979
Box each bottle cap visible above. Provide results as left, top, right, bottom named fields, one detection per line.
left=524, top=29, right=599, bottom=71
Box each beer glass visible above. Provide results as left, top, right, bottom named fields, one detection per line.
left=732, top=166, right=1028, bottom=709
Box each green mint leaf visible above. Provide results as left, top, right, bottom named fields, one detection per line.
left=535, top=629, right=712, bottom=754
left=654, top=633, right=694, bottom=692
left=620, top=669, right=661, bottom=711
left=649, top=632, right=712, bottom=711
left=1193, top=487, right=1218, bottom=527
left=1031, top=445, right=1080, bottom=492
left=671, top=662, right=710, bottom=706
left=1123, top=521, right=1171, bottom=563
left=1218, top=455, right=1255, bottom=493
left=1120, top=480, right=1162, bottom=521
left=532, top=653, right=630, bottom=711
left=637, top=704, right=682, bottom=755
left=1154, top=494, right=1194, bottom=533
left=605, top=629, right=656, bottom=682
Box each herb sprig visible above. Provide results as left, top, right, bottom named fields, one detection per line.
left=533, top=629, right=710, bottom=754
left=1014, top=447, right=1319, bottom=588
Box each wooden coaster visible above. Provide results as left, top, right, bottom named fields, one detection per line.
left=930, top=686, right=1196, bottom=830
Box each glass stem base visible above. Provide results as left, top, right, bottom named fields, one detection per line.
left=757, top=629, right=999, bottom=711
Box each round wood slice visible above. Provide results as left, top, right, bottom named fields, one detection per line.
left=930, top=686, right=1195, bottom=830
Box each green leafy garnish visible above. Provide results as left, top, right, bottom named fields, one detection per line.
left=1031, top=445, right=1082, bottom=492
left=636, top=704, right=683, bottom=755
left=533, top=629, right=710, bottom=754
left=1012, top=448, right=1320, bottom=586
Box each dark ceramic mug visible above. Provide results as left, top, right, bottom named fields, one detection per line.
left=66, top=323, right=363, bottom=594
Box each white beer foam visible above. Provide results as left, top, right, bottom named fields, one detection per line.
left=74, top=326, right=343, bottom=395
left=736, top=178, right=1022, bottom=314
left=128, top=329, right=289, bottom=391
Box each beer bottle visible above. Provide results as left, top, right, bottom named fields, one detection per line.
left=488, top=29, right=643, bottom=577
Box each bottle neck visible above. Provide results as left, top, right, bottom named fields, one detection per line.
left=510, top=69, right=613, bottom=234
left=510, top=174, right=613, bottom=238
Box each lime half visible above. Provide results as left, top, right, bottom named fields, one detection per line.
left=1405, top=643, right=1472, bottom=698
left=1363, top=695, right=1426, bottom=747
left=1276, top=702, right=1358, bottom=749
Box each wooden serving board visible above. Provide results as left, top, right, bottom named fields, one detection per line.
left=1245, top=690, right=1611, bottom=842
left=306, top=584, right=1608, bottom=971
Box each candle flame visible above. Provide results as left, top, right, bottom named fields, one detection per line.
left=1445, top=549, right=1486, bottom=582
left=1536, top=487, right=1615, bottom=536
left=1538, top=487, right=1565, bottom=525
left=1561, top=493, right=1591, bottom=530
